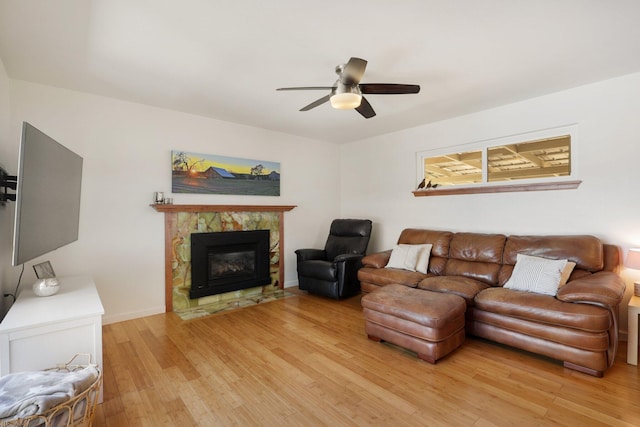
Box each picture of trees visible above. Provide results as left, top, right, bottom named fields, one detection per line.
left=171, top=151, right=280, bottom=196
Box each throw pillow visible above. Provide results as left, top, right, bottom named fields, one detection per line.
left=558, top=261, right=577, bottom=287
left=386, top=244, right=433, bottom=273
left=415, top=244, right=433, bottom=274
left=504, top=253, right=568, bottom=296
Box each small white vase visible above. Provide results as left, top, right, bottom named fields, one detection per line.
left=32, top=278, right=61, bottom=297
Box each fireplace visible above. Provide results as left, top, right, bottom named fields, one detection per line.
left=190, top=230, right=271, bottom=299
left=152, top=204, right=295, bottom=312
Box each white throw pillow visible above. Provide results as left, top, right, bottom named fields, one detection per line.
left=386, top=244, right=433, bottom=273
left=415, top=244, right=433, bottom=274
left=504, top=254, right=568, bottom=296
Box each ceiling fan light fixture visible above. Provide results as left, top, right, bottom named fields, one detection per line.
left=330, top=92, right=362, bottom=109
left=277, top=57, right=419, bottom=117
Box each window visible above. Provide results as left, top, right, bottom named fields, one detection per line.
left=424, top=150, right=483, bottom=186
left=416, top=126, right=580, bottom=196
left=487, top=135, right=571, bottom=183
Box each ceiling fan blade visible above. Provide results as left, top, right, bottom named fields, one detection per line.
left=300, top=94, right=331, bottom=111
left=277, top=86, right=335, bottom=91
left=359, top=84, right=421, bottom=94
left=356, top=97, right=376, bottom=119
left=341, top=57, right=368, bottom=85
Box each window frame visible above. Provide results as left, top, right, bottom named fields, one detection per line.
left=414, top=125, right=580, bottom=196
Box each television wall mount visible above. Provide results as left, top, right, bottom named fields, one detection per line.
left=0, top=165, right=17, bottom=205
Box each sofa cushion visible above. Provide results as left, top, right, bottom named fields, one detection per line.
left=449, top=232, right=506, bottom=263
left=445, top=259, right=502, bottom=286
left=504, top=254, right=568, bottom=296
left=418, top=276, right=489, bottom=307
left=444, top=233, right=506, bottom=285
left=474, top=287, right=611, bottom=332
left=397, top=229, right=452, bottom=256
left=503, top=235, right=604, bottom=271
left=471, top=309, right=609, bottom=352
left=358, top=266, right=427, bottom=288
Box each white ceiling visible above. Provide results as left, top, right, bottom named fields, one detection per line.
left=1, top=1, right=640, bottom=144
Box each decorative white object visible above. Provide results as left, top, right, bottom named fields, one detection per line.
left=0, top=276, right=104, bottom=402
left=32, top=277, right=61, bottom=297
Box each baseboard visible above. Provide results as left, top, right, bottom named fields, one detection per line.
left=283, top=280, right=298, bottom=288
left=102, top=306, right=165, bottom=325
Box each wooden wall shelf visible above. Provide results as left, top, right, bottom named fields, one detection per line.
left=412, top=180, right=581, bottom=197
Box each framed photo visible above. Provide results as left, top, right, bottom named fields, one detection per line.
left=33, top=261, right=56, bottom=279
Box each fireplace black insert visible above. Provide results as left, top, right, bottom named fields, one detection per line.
left=190, top=230, right=271, bottom=299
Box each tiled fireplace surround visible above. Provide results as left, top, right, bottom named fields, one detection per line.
left=152, top=204, right=296, bottom=312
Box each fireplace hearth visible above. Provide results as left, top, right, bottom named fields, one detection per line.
left=190, top=230, right=271, bottom=299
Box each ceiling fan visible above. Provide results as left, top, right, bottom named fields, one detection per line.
left=276, top=57, right=420, bottom=119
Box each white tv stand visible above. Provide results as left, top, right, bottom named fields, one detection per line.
left=0, top=275, right=104, bottom=397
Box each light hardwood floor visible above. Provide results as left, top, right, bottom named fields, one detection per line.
left=94, top=291, right=640, bottom=426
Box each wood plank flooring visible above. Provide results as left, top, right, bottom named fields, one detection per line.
left=94, top=291, right=640, bottom=426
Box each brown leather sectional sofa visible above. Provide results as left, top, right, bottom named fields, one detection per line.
left=358, top=228, right=626, bottom=377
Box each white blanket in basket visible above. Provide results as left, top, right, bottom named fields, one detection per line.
left=0, top=366, right=99, bottom=421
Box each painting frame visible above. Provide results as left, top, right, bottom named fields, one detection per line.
left=171, top=150, right=281, bottom=196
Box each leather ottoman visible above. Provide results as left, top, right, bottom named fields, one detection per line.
left=361, top=284, right=466, bottom=363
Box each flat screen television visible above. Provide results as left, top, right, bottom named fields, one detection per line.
left=12, top=122, right=83, bottom=266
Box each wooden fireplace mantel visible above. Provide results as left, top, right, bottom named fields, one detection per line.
left=152, top=204, right=296, bottom=312
left=151, top=204, right=297, bottom=213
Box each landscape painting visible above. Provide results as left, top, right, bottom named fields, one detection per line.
left=171, top=151, right=280, bottom=196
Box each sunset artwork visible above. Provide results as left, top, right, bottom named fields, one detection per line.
left=171, top=151, right=280, bottom=196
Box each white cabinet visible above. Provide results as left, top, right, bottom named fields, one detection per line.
left=0, top=276, right=104, bottom=389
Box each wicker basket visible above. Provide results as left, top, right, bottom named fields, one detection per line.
left=0, top=354, right=102, bottom=427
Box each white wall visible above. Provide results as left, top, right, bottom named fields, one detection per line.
left=341, top=72, right=640, bottom=336
left=4, top=81, right=340, bottom=323
left=0, top=57, right=14, bottom=318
